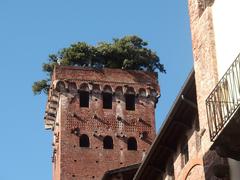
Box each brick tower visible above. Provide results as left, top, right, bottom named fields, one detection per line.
left=44, top=66, right=160, bottom=180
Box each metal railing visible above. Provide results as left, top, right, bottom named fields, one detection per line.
left=206, top=53, right=240, bottom=141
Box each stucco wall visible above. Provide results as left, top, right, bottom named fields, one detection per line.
left=212, top=0, right=240, bottom=78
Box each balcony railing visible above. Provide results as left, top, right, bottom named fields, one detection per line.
left=206, top=53, right=240, bottom=141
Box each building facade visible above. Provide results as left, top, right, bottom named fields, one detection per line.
left=134, top=0, right=240, bottom=179
left=189, top=0, right=240, bottom=179
left=44, top=66, right=160, bottom=179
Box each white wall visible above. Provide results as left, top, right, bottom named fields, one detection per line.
left=228, top=158, right=240, bottom=180
left=212, top=0, right=240, bottom=78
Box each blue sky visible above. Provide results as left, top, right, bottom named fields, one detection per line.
left=0, top=0, right=193, bottom=179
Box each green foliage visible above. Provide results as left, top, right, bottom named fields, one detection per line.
left=32, top=35, right=165, bottom=95
left=32, top=80, right=49, bottom=95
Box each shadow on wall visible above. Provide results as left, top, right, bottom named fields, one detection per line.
left=203, top=150, right=230, bottom=180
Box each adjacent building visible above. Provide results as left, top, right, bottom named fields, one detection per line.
left=134, top=0, right=240, bottom=179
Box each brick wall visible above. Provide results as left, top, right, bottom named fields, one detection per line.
left=188, top=0, right=227, bottom=179
left=49, top=66, right=159, bottom=180
left=188, top=0, right=218, bottom=153
left=160, top=1, right=223, bottom=178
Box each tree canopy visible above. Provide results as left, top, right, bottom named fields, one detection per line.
left=32, top=35, right=165, bottom=95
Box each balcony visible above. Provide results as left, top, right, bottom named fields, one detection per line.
left=206, top=53, right=240, bottom=160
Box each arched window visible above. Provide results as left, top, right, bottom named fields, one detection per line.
left=125, top=87, right=135, bottom=111
left=79, top=83, right=89, bottom=107
left=125, top=94, right=135, bottom=110
left=127, top=137, right=137, bottom=150
left=80, top=134, right=90, bottom=147
left=103, top=136, right=113, bottom=149
left=102, top=85, right=112, bottom=109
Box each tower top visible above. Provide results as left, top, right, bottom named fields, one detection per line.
left=44, top=65, right=160, bottom=130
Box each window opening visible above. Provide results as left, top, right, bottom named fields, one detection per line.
left=80, top=91, right=89, bottom=107
left=103, top=92, right=112, bottom=109
left=103, top=136, right=113, bottom=149
left=125, top=94, right=135, bottom=110
left=127, top=137, right=137, bottom=150
left=80, top=134, right=90, bottom=147
left=166, top=156, right=175, bottom=180
left=181, top=141, right=189, bottom=168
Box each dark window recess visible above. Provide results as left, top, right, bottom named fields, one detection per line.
left=80, top=91, right=89, bottom=107
left=125, top=94, right=135, bottom=110
left=127, top=137, right=137, bottom=150
left=103, top=136, right=113, bottom=149
left=181, top=142, right=189, bottom=167
left=103, top=92, right=112, bottom=109
left=166, top=157, right=175, bottom=179
left=80, top=134, right=90, bottom=147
